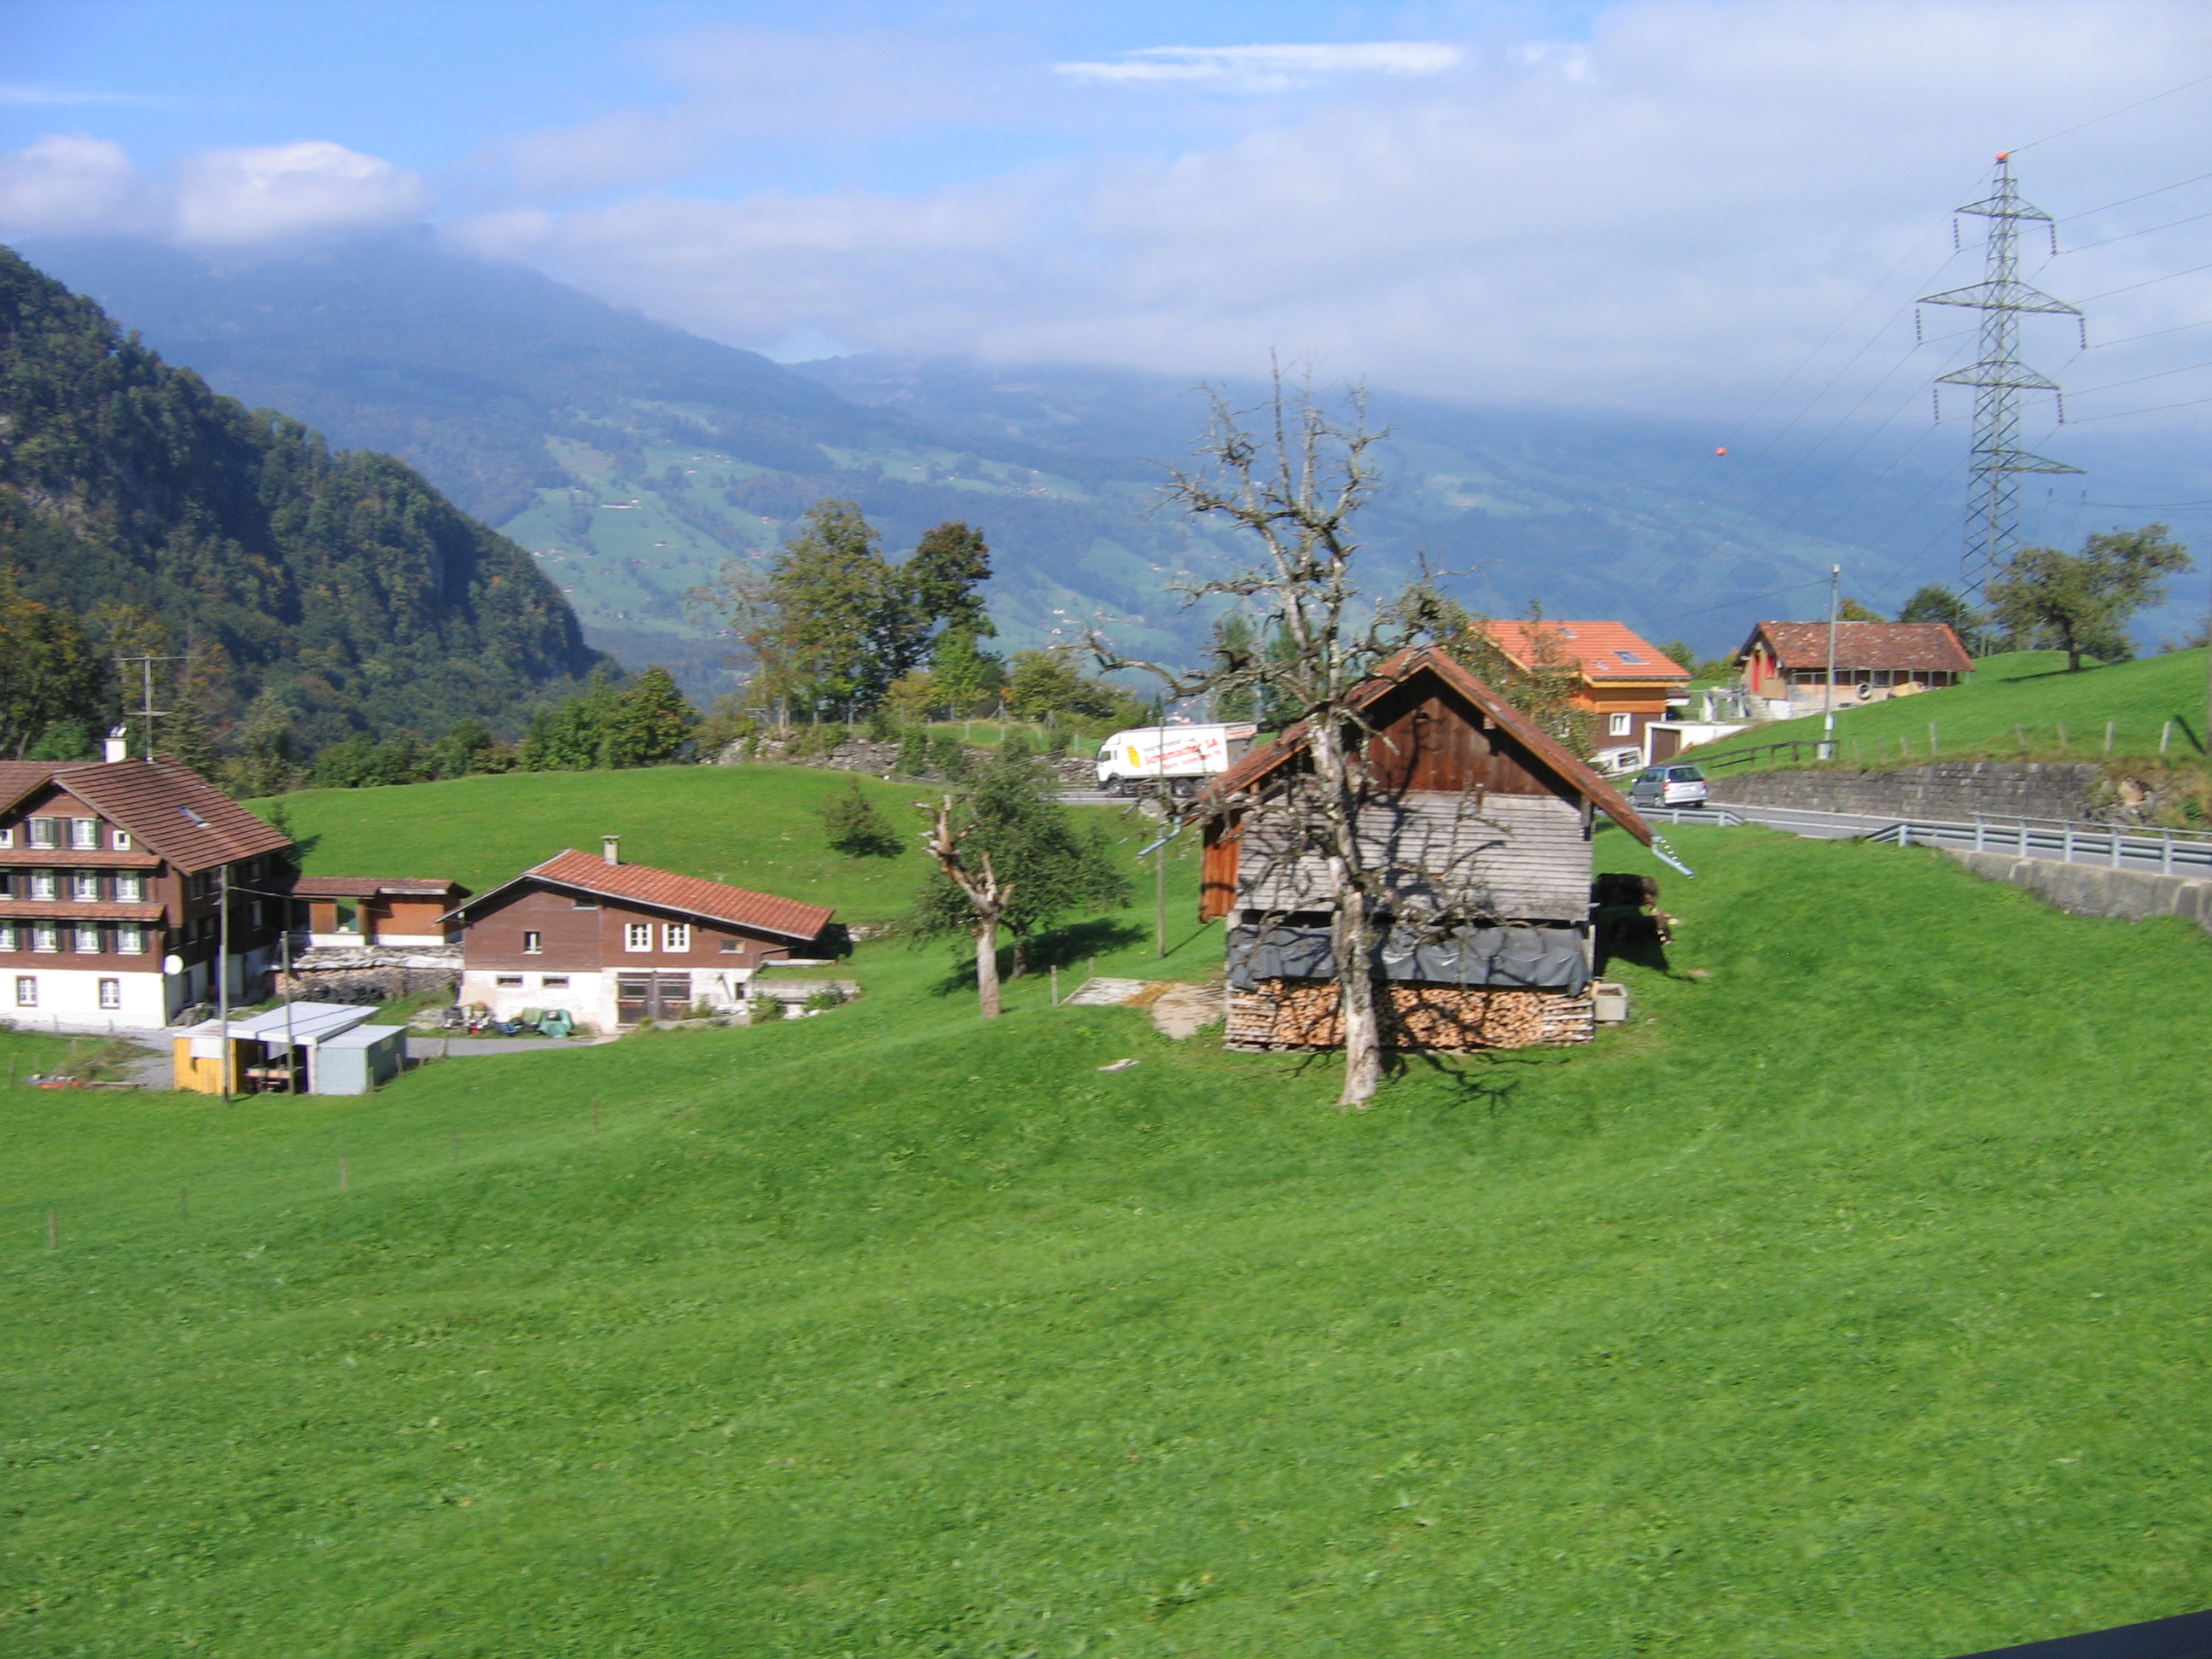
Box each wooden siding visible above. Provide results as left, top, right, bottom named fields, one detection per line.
left=1199, top=820, right=1242, bottom=922
left=1363, top=686, right=1576, bottom=800
left=1238, top=791, right=1592, bottom=922
left=462, top=882, right=790, bottom=972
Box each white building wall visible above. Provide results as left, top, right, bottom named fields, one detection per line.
left=3, top=966, right=169, bottom=1032
left=461, top=964, right=757, bottom=1031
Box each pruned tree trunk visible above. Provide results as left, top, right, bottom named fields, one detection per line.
left=974, top=919, right=1003, bottom=1017
left=922, top=791, right=1010, bottom=1019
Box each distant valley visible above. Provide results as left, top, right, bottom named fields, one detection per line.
left=26, top=232, right=2125, bottom=697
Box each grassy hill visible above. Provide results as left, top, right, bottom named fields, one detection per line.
left=9, top=780, right=2212, bottom=1654
left=1688, top=648, right=2212, bottom=773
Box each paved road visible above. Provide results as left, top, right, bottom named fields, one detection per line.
left=1705, top=800, right=1904, bottom=840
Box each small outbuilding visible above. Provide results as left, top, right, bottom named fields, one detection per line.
left=1735, top=620, right=1973, bottom=713
left=1197, top=646, right=1656, bottom=1052
left=172, top=1000, right=401, bottom=1095
left=311, top=1023, right=408, bottom=1095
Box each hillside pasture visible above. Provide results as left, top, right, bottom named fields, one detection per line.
left=8, top=822, right=2212, bottom=1655
left=1686, top=648, right=2212, bottom=772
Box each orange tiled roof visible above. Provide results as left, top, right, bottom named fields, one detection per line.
left=1481, top=620, right=1691, bottom=684
left=0, top=759, right=292, bottom=874
left=294, top=876, right=467, bottom=899
left=1740, top=621, right=1974, bottom=675
left=452, top=850, right=835, bottom=943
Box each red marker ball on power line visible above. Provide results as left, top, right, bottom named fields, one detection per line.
left=1714, top=446, right=1727, bottom=456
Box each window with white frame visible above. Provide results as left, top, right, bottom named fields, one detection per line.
left=115, top=923, right=144, bottom=954
left=72, top=871, right=100, bottom=902
left=31, top=927, right=56, bottom=954
left=540, top=975, right=570, bottom=988
left=27, top=817, right=56, bottom=848
left=1607, top=713, right=1633, bottom=736
left=73, top=924, right=101, bottom=954
left=663, top=923, right=690, bottom=952
left=114, top=871, right=143, bottom=902
left=495, top=974, right=524, bottom=987
left=522, top=930, right=543, bottom=954
left=625, top=923, right=652, bottom=952
left=719, top=939, right=741, bottom=954
left=98, top=978, right=120, bottom=1010
left=29, top=870, right=55, bottom=901
left=15, top=975, right=34, bottom=1007
left=69, top=818, right=97, bottom=849
left=0, top=924, right=15, bottom=952
left=110, top=829, right=131, bottom=850
left=0, top=826, right=14, bottom=847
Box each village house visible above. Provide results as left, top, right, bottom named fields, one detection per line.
left=1480, top=620, right=1692, bottom=773
left=0, top=748, right=294, bottom=1030
left=1198, top=647, right=1656, bottom=1052
left=283, top=876, right=471, bottom=1005
left=1735, top=620, right=1974, bottom=714
left=443, top=837, right=837, bottom=1030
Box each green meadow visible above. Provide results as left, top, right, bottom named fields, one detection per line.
left=1687, top=647, right=2212, bottom=772
left=7, top=773, right=2212, bottom=1656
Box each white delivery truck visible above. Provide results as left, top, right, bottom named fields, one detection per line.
left=1096, top=723, right=1259, bottom=796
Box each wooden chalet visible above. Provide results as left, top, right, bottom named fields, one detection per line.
left=1736, top=621, right=1972, bottom=711
left=1197, top=647, right=1654, bottom=1051
left=443, top=836, right=837, bottom=1030
left=0, top=754, right=293, bottom=1029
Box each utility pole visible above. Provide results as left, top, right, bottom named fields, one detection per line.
left=1919, top=153, right=2084, bottom=601
left=216, top=862, right=232, bottom=1102
left=1821, top=565, right=1840, bottom=761
left=114, top=654, right=188, bottom=760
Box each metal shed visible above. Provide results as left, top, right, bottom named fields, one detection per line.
left=310, top=1022, right=407, bottom=1096
left=172, top=1002, right=377, bottom=1095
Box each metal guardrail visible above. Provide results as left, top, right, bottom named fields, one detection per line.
left=1631, top=806, right=1746, bottom=827
left=1862, top=812, right=2212, bottom=877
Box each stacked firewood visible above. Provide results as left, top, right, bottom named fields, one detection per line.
left=1227, top=978, right=1592, bottom=1051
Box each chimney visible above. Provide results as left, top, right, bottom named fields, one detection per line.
left=602, top=835, right=620, bottom=866
left=103, top=726, right=128, bottom=764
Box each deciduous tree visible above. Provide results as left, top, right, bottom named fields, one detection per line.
left=1988, top=525, right=2192, bottom=672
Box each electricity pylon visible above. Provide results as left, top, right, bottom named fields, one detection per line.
left=1918, top=152, right=2083, bottom=598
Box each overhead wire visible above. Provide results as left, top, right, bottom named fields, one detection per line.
left=2008, top=68, right=2212, bottom=154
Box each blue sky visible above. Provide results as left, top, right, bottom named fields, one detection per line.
left=2, top=0, right=2209, bottom=455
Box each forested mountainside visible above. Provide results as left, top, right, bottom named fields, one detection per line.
left=49, top=234, right=2190, bottom=690
left=0, top=246, right=607, bottom=751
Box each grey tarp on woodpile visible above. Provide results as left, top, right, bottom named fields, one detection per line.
left=1226, top=921, right=1591, bottom=993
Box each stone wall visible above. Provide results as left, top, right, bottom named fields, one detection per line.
left=1944, top=848, right=2212, bottom=934
left=1708, top=761, right=2107, bottom=823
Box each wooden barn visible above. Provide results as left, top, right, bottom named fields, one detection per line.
left=1196, top=646, right=1656, bottom=1051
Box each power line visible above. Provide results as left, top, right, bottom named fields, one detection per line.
left=2059, top=167, right=2212, bottom=222
left=2068, top=356, right=2212, bottom=397
left=2068, top=392, right=2212, bottom=424
left=2075, top=258, right=2212, bottom=304
left=2010, top=68, right=2212, bottom=154
left=2057, top=207, right=2212, bottom=253
left=2086, top=317, right=2212, bottom=349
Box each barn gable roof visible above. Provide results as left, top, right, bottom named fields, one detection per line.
left=1737, top=620, right=1974, bottom=675
left=445, top=850, right=835, bottom=944
left=1201, top=646, right=1654, bottom=845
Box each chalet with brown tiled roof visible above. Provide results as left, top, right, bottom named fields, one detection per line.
left=0, top=751, right=294, bottom=1028
left=1736, top=621, right=1974, bottom=711
left=1198, top=647, right=1654, bottom=1052
left=443, top=837, right=837, bottom=1029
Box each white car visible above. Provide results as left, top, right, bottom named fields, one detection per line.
left=1627, top=765, right=1709, bottom=809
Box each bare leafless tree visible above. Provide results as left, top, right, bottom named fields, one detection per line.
left=1093, top=364, right=1412, bottom=1107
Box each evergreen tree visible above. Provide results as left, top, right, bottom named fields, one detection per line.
left=819, top=777, right=903, bottom=857
left=929, top=628, right=1003, bottom=715
left=1209, top=614, right=1260, bottom=721
left=1897, top=584, right=1988, bottom=652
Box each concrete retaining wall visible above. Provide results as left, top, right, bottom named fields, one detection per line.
left=1712, top=762, right=2104, bottom=823
left=1943, top=847, right=2212, bottom=933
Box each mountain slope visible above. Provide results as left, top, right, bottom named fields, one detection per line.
left=25, top=234, right=2093, bottom=693
left=0, top=245, right=606, bottom=748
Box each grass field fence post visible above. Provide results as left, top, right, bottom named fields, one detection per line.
left=592, top=1099, right=600, bottom=1138
left=2016, top=725, right=2028, bottom=752
left=45, top=1209, right=55, bottom=1250
left=2163, top=720, right=2174, bottom=754
left=1051, top=964, right=1060, bottom=1005
left=2058, top=721, right=2069, bottom=752
left=2105, top=721, right=2116, bottom=754
left=1930, top=722, right=1940, bottom=755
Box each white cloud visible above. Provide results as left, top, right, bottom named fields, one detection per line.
left=1053, top=43, right=1463, bottom=92
left=0, top=134, right=153, bottom=236
left=171, top=142, right=430, bottom=245
left=476, top=0, right=2212, bottom=423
